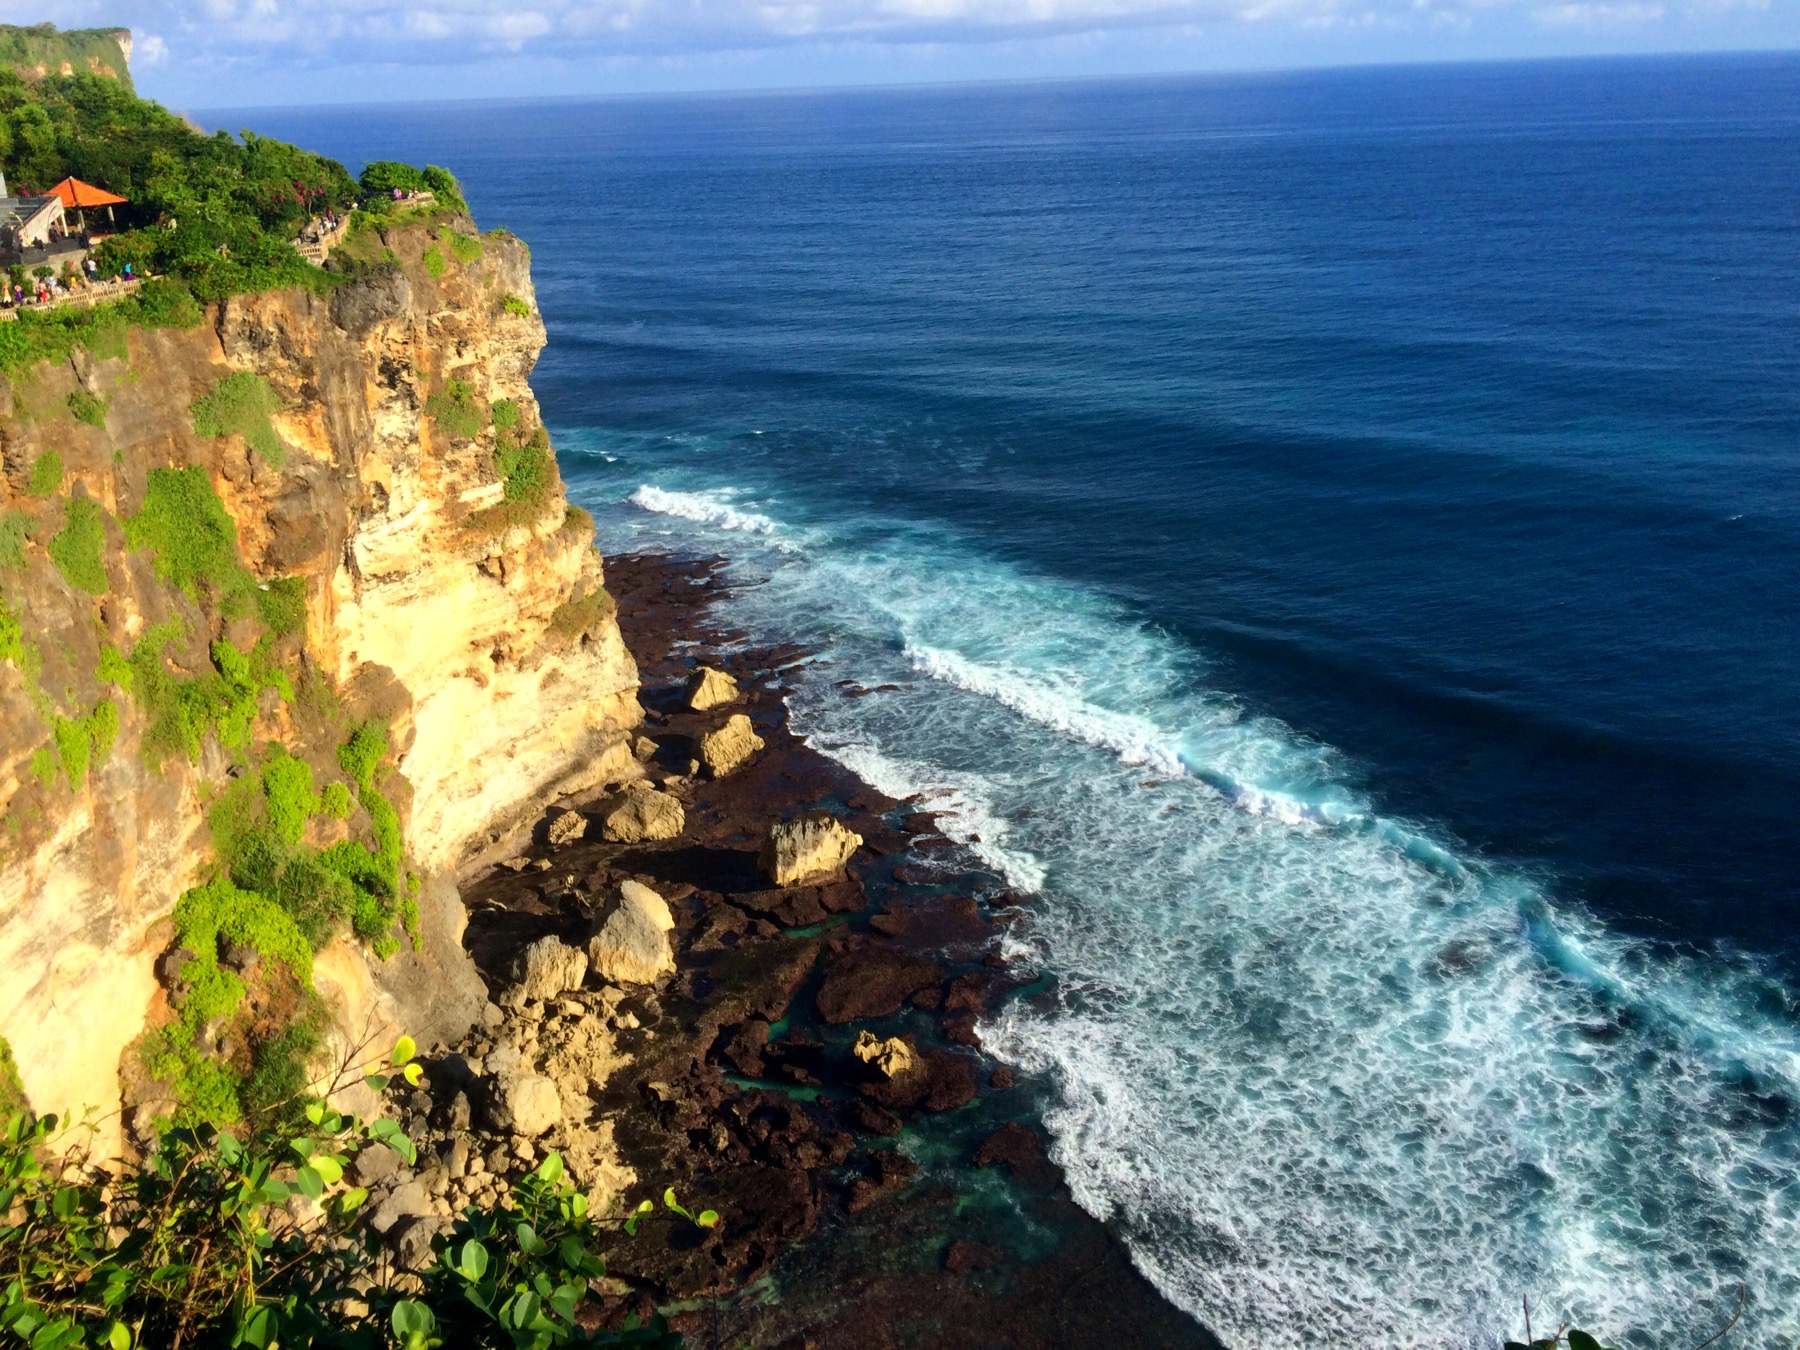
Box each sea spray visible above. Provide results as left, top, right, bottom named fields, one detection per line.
left=596, top=476, right=1800, bottom=1349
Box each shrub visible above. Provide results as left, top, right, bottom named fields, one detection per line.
left=0, top=511, right=33, bottom=570
left=337, top=719, right=388, bottom=791
left=446, top=230, right=483, bottom=265
left=502, top=293, right=531, bottom=317
left=256, top=574, right=308, bottom=637
left=491, top=397, right=519, bottom=430
left=66, top=386, right=107, bottom=428
left=125, top=465, right=254, bottom=603
left=46, top=494, right=108, bottom=595
left=319, top=782, right=352, bottom=818
left=496, top=425, right=553, bottom=505
left=263, top=751, right=318, bottom=845
left=0, top=1037, right=24, bottom=1118
left=0, top=1086, right=693, bottom=1350
left=26, top=450, right=61, bottom=497
left=43, top=701, right=118, bottom=790
left=422, top=243, right=445, bottom=279
left=425, top=377, right=485, bottom=441
left=124, top=626, right=287, bottom=770
left=191, top=369, right=285, bottom=468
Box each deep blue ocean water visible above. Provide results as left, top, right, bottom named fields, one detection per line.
left=220, top=56, right=1800, bottom=1347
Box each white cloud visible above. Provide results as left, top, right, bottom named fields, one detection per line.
left=5, top=0, right=1788, bottom=82
left=137, top=33, right=170, bottom=62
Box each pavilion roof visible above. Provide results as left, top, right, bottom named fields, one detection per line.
left=48, top=177, right=126, bottom=209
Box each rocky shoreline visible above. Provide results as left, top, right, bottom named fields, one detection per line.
left=389, top=549, right=1221, bottom=1348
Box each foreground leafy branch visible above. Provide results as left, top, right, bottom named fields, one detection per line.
left=0, top=1038, right=700, bottom=1349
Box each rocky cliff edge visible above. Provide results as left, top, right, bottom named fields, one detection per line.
left=0, top=218, right=641, bottom=1154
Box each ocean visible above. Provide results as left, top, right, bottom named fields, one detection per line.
left=219, top=54, right=1800, bottom=1347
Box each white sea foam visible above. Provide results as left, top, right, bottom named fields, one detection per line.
left=628, top=484, right=783, bottom=538
left=581, top=479, right=1800, bottom=1350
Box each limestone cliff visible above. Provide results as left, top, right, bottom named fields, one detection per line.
left=0, top=218, right=640, bottom=1154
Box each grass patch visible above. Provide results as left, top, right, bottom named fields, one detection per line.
left=191, top=370, right=284, bottom=468
left=561, top=504, right=593, bottom=539
left=548, top=587, right=615, bottom=642
left=45, top=700, right=118, bottom=790
left=0, top=511, right=35, bottom=570
left=424, top=377, right=484, bottom=441
left=421, top=244, right=445, bottom=279
left=47, top=494, right=108, bottom=595
left=254, top=575, right=307, bottom=638
left=67, top=387, right=108, bottom=428
left=27, top=451, right=61, bottom=497
left=0, top=1034, right=26, bottom=1117
left=491, top=397, right=519, bottom=431
left=446, top=230, right=483, bottom=265
left=145, top=874, right=316, bottom=1127
left=501, top=293, right=531, bottom=317
left=125, top=465, right=254, bottom=604
left=123, top=625, right=289, bottom=771
left=496, top=424, right=553, bottom=505
left=0, top=280, right=203, bottom=377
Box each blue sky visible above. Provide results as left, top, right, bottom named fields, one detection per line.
left=4, top=0, right=1794, bottom=108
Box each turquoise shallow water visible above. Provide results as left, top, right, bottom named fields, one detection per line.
left=222, top=57, right=1800, bottom=1346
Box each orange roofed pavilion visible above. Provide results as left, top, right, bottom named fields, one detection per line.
left=48, top=178, right=126, bottom=210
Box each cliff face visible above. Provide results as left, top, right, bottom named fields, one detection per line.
left=0, top=24, right=132, bottom=92
left=0, top=220, right=640, bottom=1153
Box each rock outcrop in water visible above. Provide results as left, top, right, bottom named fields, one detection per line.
left=0, top=217, right=640, bottom=1154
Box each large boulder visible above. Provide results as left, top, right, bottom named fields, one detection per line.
left=852, top=1030, right=914, bottom=1079
left=761, top=814, right=863, bottom=887
left=698, top=714, right=763, bottom=777
left=684, top=666, right=740, bottom=712
left=509, top=936, right=588, bottom=1004
left=487, top=1072, right=563, bottom=1137
left=598, top=785, right=685, bottom=843
left=588, top=880, right=676, bottom=985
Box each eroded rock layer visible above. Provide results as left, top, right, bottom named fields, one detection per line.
left=0, top=219, right=640, bottom=1151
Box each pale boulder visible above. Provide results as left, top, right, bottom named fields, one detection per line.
left=510, top=936, right=588, bottom=1004
left=588, top=880, right=676, bottom=985
left=761, top=813, right=863, bottom=887
left=684, top=666, right=740, bottom=712
left=852, top=1030, right=915, bottom=1079
left=699, top=714, right=763, bottom=778
left=488, top=1072, right=563, bottom=1137
left=598, top=787, right=685, bottom=843
left=545, top=809, right=587, bottom=847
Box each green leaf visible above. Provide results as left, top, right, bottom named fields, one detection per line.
left=295, top=1165, right=324, bottom=1200
left=364, top=1073, right=391, bottom=1092
left=106, top=1324, right=130, bottom=1350
left=515, top=1221, right=544, bottom=1255
left=535, top=1152, right=564, bottom=1186
left=391, top=1034, right=417, bottom=1065
left=337, top=1186, right=369, bottom=1215
left=696, top=1209, right=719, bottom=1228
left=236, top=1305, right=279, bottom=1348
left=309, top=1153, right=344, bottom=1185
left=457, top=1238, right=489, bottom=1283
left=391, top=1300, right=435, bottom=1336
left=304, top=1103, right=325, bottom=1126
left=401, top=1062, right=424, bottom=1087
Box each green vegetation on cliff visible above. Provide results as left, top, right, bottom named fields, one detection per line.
left=0, top=45, right=349, bottom=302
left=0, top=1093, right=692, bottom=1349
left=191, top=370, right=285, bottom=468
left=0, top=23, right=131, bottom=93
